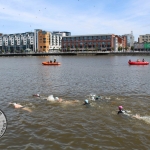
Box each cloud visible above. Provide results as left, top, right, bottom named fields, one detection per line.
left=0, top=0, right=150, bottom=41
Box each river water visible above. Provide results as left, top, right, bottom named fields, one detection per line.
left=0, top=55, right=150, bottom=150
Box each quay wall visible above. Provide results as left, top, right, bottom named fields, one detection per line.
left=0, top=52, right=150, bottom=57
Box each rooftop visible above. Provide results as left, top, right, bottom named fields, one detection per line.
left=63, top=34, right=114, bottom=38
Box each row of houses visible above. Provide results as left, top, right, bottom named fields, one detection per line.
left=0, top=29, right=70, bottom=53
left=1, top=30, right=149, bottom=52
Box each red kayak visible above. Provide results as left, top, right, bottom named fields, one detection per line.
left=42, top=62, right=61, bottom=65
left=128, top=61, right=149, bottom=65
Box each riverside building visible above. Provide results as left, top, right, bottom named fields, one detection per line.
left=123, top=31, right=134, bottom=49
left=134, top=42, right=150, bottom=51
left=34, top=29, right=71, bottom=52
left=50, top=31, right=71, bottom=51
left=138, top=34, right=150, bottom=43
left=0, top=32, right=34, bottom=53
left=134, top=34, right=150, bottom=51
left=0, top=30, right=71, bottom=53
left=61, top=34, right=126, bottom=52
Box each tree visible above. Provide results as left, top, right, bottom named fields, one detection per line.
left=125, top=47, right=128, bottom=51
left=111, top=47, right=114, bottom=51
left=67, top=46, right=70, bottom=51
left=131, top=46, right=134, bottom=51
left=118, top=46, right=121, bottom=51
left=75, top=47, right=79, bottom=52
left=95, top=46, right=98, bottom=51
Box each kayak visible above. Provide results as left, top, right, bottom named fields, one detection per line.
left=128, top=61, right=149, bottom=65
left=42, top=62, right=61, bottom=65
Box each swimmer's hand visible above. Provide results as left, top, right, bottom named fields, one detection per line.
left=132, top=114, right=141, bottom=119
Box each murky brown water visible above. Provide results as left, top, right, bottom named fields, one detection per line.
left=0, top=55, right=150, bottom=149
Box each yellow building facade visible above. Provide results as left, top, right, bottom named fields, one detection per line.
left=38, top=30, right=50, bottom=52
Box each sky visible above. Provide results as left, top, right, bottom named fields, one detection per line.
left=0, top=0, right=150, bottom=41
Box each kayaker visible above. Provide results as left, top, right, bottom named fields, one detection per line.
left=137, top=59, right=140, bottom=62
left=129, top=59, right=131, bottom=62
left=142, top=58, right=145, bottom=62
left=54, top=58, right=56, bottom=62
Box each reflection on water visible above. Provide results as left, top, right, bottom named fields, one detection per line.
left=0, top=56, right=150, bottom=149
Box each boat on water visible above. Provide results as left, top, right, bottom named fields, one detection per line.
left=128, top=59, right=149, bottom=65
left=42, top=61, right=61, bottom=65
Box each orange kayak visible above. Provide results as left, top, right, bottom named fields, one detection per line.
left=42, top=62, right=61, bottom=65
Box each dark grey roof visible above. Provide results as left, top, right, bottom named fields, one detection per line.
left=63, top=34, right=114, bottom=38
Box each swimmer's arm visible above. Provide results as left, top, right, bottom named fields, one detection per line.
left=22, top=107, right=32, bottom=112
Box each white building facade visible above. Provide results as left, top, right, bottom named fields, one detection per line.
left=34, top=30, right=71, bottom=52
left=123, top=31, right=134, bottom=48
left=0, top=32, right=34, bottom=53
left=49, top=31, right=71, bottom=51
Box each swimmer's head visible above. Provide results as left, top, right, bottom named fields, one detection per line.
left=118, top=106, right=123, bottom=110
left=91, top=96, right=95, bottom=100
left=37, top=94, right=39, bottom=96
left=55, top=97, right=59, bottom=100
left=84, top=99, right=89, bottom=104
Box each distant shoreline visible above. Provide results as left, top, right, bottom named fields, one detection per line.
left=0, top=51, right=150, bottom=57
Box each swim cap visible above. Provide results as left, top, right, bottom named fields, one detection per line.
left=47, top=95, right=55, bottom=101
left=92, top=96, right=95, bottom=100
left=118, top=106, right=123, bottom=110
left=85, top=99, right=88, bottom=104
left=55, top=97, right=59, bottom=100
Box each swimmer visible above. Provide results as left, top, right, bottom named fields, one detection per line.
left=117, top=106, right=126, bottom=114
left=47, top=95, right=79, bottom=104
left=55, top=97, right=63, bottom=102
left=95, top=96, right=101, bottom=100
left=47, top=95, right=62, bottom=102
left=83, top=99, right=90, bottom=105
left=89, top=94, right=101, bottom=101
left=33, top=94, right=40, bottom=97
left=9, top=103, right=32, bottom=112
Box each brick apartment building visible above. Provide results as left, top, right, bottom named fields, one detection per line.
left=61, top=34, right=127, bottom=52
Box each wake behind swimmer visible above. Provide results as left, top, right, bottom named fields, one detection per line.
left=117, top=105, right=150, bottom=124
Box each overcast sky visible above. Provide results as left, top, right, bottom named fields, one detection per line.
left=1, top=0, right=150, bottom=41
